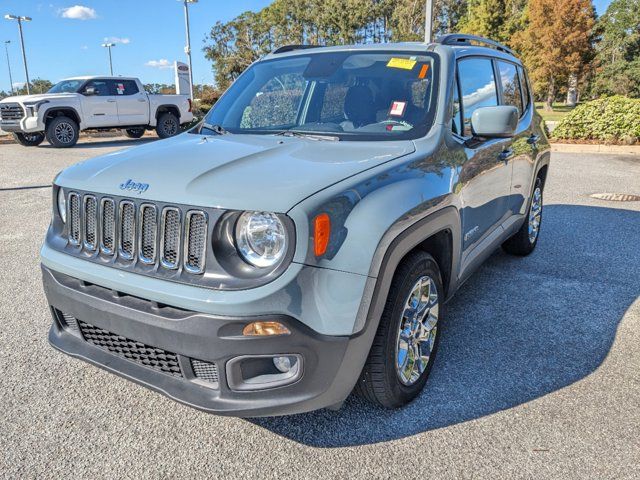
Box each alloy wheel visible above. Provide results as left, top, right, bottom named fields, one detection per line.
left=395, top=275, right=439, bottom=386
left=528, top=186, right=542, bottom=243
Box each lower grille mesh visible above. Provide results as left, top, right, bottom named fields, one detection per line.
left=78, top=320, right=183, bottom=377
left=191, top=359, right=220, bottom=385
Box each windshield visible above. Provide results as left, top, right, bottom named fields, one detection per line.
left=203, top=51, right=439, bottom=141
left=48, top=79, right=85, bottom=94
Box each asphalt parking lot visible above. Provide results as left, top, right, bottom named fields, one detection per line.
left=0, top=138, right=638, bottom=479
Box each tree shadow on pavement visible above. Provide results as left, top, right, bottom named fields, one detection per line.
left=251, top=204, right=640, bottom=447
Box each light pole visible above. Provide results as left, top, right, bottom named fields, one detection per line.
left=4, top=14, right=32, bottom=95
left=424, top=0, right=434, bottom=43
left=101, top=43, right=115, bottom=75
left=181, top=0, right=197, bottom=100
left=4, top=41, right=14, bottom=95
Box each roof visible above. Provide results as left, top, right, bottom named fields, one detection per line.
left=59, top=75, right=140, bottom=81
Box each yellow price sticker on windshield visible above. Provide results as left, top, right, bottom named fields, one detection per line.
left=387, top=58, right=417, bottom=70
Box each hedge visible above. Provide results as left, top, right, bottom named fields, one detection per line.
left=552, top=96, right=640, bottom=144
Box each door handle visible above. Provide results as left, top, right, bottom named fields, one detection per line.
left=527, top=134, right=540, bottom=145
left=107, top=99, right=116, bottom=103
left=137, top=98, right=147, bottom=102
left=499, top=149, right=514, bottom=162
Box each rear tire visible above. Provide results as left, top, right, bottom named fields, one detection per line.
left=502, top=177, right=543, bottom=256
left=354, top=251, right=443, bottom=408
left=124, top=127, right=145, bottom=139
left=155, top=112, right=180, bottom=139
left=46, top=116, right=79, bottom=148
left=12, top=131, right=45, bottom=147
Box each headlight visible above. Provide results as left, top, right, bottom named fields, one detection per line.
left=57, top=188, right=66, bottom=223
left=235, top=211, right=287, bottom=268
left=24, top=100, right=49, bottom=116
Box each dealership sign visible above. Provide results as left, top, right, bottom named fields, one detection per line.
left=174, top=61, right=191, bottom=97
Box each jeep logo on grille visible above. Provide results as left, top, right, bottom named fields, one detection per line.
left=119, top=179, right=149, bottom=194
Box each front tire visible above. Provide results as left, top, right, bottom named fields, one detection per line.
left=155, top=112, right=180, bottom=139
left=12, top=131, right=45, bottom=147
left=502, top=177, right=543, bottom=256
left=124, top=127, right=145, bottom=139
left=355, top=251, right=443, bottom=408
left=46, top=116, right=79, bottom=148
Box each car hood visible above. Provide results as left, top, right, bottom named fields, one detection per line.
left=55, top=133, right=416, bottom=212
left=0, top=93, right=78, bottom=103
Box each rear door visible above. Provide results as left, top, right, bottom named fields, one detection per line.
left=81, top=79, right=118, bottom=128
left=114, top=79, right=149, bottom=126
left=456, top=57, right=513, bottom=255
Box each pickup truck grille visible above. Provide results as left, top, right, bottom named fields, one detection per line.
left=66, top=192, right=208, bottom=275
left=0, top=103, right=24, bottom=122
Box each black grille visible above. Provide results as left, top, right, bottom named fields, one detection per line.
left=78, top=320, right=183, bottom=377
left=0, top=103, right=24, bottom=121
left=185, top=212, right=207, bottom=273
left=191, top=359, right=219, bottom=385
left=161, top=208, right=181, bottom=268
left=84, top=196, right=98, bottom=250
left=68, top=193, right=81, bottom=245
left=119, top=201, right=135, bottom=259
left=101, top=199, right=116, bottom=254
left=139, top=204, right=157, bottom=263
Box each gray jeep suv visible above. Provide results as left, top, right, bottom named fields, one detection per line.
left=42, top=34, right=550, bottom=416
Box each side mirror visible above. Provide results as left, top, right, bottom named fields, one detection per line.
left=471, top=106, right=518, bottom=138
left=83, top=86, right=97, bottom=96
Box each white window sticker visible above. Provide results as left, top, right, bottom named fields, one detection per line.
left=116, top=83, right=125, bottom=95
left=389, top=101, right=407, bottom=117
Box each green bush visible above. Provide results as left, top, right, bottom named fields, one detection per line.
left=551, top=96, right=640, bottom=144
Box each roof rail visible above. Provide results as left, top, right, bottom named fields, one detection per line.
left=271, top=44, right=322, bottom=55
left=435, top=34, right=515, bottom=56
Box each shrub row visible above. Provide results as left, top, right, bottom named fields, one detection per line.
left=552, top=96, right=640, bottom=144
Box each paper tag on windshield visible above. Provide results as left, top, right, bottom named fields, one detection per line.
left=389, top=101, right=407, bottom=117
left=387, top=58, right=417, bottom=70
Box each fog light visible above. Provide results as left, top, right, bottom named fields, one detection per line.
left=273, top=356, right=292, bottom=373
left=242, top=321, right=290, bottom=336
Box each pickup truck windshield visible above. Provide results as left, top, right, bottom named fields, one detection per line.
left=203, top=51, right=439, bottom=141
left=48, top=79, right=85, bottom=94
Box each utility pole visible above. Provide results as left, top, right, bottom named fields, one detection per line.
left=424, top=0, right=434, bottom=43
left=101, top=43, right=115, bottom=75
left=4, top=15, right=32, bottom=94
left=4, top=41, right=14, bottom=95
left=181, top=0, right=197, bottom=100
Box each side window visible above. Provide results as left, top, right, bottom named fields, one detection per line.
left=497, top=61, right=523, bottom=115
left=457, top=58, right=498, bottom=137
left=452, top=74, right=463, bottom=136
left=84, top=80, right=111, bottom=96
left=240, top=73, right=306, bottom=129
left=114, top=80, right=139, bottom=96
left=517, top=65, right=531, bottom=109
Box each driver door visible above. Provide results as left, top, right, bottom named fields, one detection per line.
left=81, top=79, right=119, bottom=128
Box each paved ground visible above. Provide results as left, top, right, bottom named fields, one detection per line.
left=0, top=139, right=639, bottom=479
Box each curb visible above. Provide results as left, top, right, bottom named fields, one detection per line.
left=551, top=143, right=640, bottom=156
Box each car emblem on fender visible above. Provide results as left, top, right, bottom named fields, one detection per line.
left=119, top=179, right=149, bottom=194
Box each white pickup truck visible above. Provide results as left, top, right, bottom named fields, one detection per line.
left=0, top=76, right=194, bottom=147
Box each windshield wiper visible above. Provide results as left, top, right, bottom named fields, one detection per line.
left=274, top=130, right=340, bottom=141
left=200, top=122, right=229, bottom=135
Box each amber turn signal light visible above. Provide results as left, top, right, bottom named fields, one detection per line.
left=313, top=213, right=331, bottom=257
left=242, top=321, right=291, bottom=336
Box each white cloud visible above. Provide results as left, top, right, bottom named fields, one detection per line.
left=80, top=45, right=88, bottom=50
left=104, top=36, right=130, bottom=45
left=12, top=82, right=25, bottom=89
left=60, top=5, right=97, bottom=20
left=145, top=59, right=173, bottom=69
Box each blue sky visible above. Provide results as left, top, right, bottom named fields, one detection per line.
left=0, top=0, right=613, bottom=93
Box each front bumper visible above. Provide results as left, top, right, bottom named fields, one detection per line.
left=1, top=115, right=41, bottom=132
left=43, top=266, right=373, bottom=417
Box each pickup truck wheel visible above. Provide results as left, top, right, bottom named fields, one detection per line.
left=502, top=177, right=543, bottom=256
left=156, top=112, right=179, bottom=139
left=124, top=128, right=145, bottom=139
left=46, top=116, right=79, bottom=148
left=355, top=251, right=443, bottom=408
left=12, top=131, right=45, bottom=147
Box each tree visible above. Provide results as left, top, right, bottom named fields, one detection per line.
left=512, top=0, right=595, bottom=110
left=590, top=0, right=640, bottom=98
left=13, top=78, right=54, bottom=95
left=458, top=0, right=527, bottom=45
